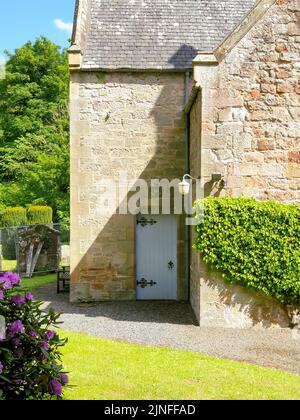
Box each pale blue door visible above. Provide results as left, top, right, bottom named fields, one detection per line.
left=136, top=215, right=177, bottom=300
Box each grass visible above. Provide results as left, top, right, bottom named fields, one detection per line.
left=2, top=259, right=17, bottom=272
left=60, top=330, right=300, bottom=401
left=1, top=259, right=56, bottom=291
left=21, top=274, right=56, bottom=291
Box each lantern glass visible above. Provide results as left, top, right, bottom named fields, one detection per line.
left=179, top=180, right=190, bottom=196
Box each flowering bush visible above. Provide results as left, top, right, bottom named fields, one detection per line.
left=0, top=272, right=68, bottom=400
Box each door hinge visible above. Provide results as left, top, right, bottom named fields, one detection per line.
left=137, top=278, right=157, bottom=289
left=137, top=217, right=157, bottom=227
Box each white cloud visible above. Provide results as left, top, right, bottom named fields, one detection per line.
left=54, top=18, right=73, bottom=34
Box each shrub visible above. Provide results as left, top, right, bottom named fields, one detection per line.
left=194, top=197, right=300, bottom=306
left=26, top=206, right=53, bottom=225
left=0, top=207, right=26, bottom=228
left=0, top=208, right=26, bottom=260
left=0, top=272, right=68, bottom=400
left=1, top=229, right=16, bottom=261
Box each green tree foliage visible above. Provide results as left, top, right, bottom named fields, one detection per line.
left=194, top=197, right=300, bottom=306
left=0, top=37, right=69, bottom=222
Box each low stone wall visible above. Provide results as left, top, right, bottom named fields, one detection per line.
left=190, top=250, right=291, bottom=329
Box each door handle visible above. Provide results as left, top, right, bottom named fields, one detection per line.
left=168, top=261, right=175, bottom=270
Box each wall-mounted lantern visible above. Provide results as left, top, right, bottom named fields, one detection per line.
left=179, top=174, right=198, bottom=196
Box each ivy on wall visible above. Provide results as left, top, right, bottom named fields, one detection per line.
left=194, top=197, right=300, bottom=306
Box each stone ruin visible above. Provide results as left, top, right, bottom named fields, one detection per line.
left=16, top=225, right=60, bottom=278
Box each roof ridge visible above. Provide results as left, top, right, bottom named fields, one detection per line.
left=215, top=0, right=276, bottom=61
left=71, top=0, right=257, bottom=71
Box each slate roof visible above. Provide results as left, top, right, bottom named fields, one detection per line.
left=80, top=0, right=256, bottom=70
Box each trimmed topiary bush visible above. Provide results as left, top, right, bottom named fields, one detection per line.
left=0, top=272, right=68, bottom=400
left=0, top=207, right=26, bottom=228
left=194, top=197, right=300, bottom=306
left=26, top=206, right=53, bottom=225
left=0, top=208, right=27, bottom=260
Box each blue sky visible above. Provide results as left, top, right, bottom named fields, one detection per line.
left=0, top=0, right=76, bottom=58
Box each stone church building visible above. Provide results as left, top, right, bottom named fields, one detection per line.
left=69, top=0, right=300, bottom=328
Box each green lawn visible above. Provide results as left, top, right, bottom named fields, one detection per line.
left=2, top=259, right=17, bottom=272
left=21, top=274, right=56, bottom=291
left=60, top=330, right=300, bottom=401
left=1, top=259, right=56, bottom=291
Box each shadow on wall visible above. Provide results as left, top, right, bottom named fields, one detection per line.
left=203, top=180, right=224, bottom=198
left=168, top=44, right=200, bottom=70
left=198, top=260, right=291, bottom=329
left=71, top=45, right=199, bottom=304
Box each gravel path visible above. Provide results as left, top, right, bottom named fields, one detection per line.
left=36, top=283, right=300, bottom=374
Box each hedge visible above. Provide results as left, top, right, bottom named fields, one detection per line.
left=1, top=208, right=27, bottom=260
left=1, top=207, right=26, bottom=227
left=194, top=197, right=300, bottom=306
left=26, top=206, right=53, bottom=225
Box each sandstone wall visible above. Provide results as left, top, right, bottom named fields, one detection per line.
left=189, top=92, right=202, bottom=180
left=70, top=72, right=186, bottom=302
left=189, top=0, right=299, bottom=328
left=190, top=252, right=290, bottom=328
left=195, top=0, right=300, bottom=202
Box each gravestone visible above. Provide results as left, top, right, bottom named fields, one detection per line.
left=16, top=225, right=60, bottom=277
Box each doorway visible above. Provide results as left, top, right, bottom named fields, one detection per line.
left=136, top=215, right=178, bottom=300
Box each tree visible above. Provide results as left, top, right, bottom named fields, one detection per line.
left=0, top=37, right=69, bottom=222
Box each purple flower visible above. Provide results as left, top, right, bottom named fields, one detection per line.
left=59, top=374, right=69, bottom=385
left=0, top=272, right=21, bottom=289
left=41, top=341, right=49, bottom=351
left=0, top=290, right=4, bottom=300
left=8, top=320, right=25, bottom=337
left=48, top=380, right=62, bottom=396
left=10, top=295, right=25, bottom=306
left=12, top=338, right=22, bottom=347
left=0, top=277, right=12, bottom=290
left=45, top=330, right=56, bottom=340
left=0, top=361, right=3, bottom=374
left=25, top=292, right=33, bottom=301
left=29, top=331, right=37, bottom=339
left=9, top=273, right=21, bottom=286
